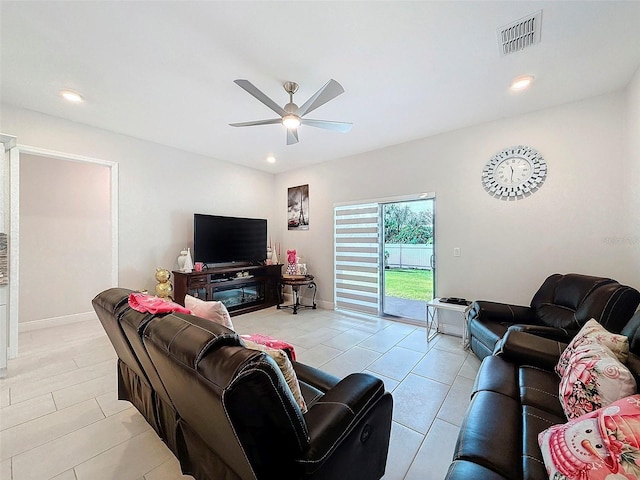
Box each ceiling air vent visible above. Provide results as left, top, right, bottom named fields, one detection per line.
left=498, top=10, right=542, bottom=56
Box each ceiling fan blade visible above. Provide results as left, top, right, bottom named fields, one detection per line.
left=229, top=118, right=282, bottom=127
left=301, top=119, right=353, bottom=133
left=234, top=79, right=287, bottom=117
left=286, top=128, right=299, bottom=145
left=296, top=79, right=345, bottom=117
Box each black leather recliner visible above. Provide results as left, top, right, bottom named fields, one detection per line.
left=468, top=273, right=640, bottom=360
left=92, top=288, right=393, bottom=480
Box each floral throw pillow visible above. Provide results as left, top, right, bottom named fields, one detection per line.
left=184, top=294, right=234, bottom=330
left=559, top=342, right=636, bottom=419
left=539, top=394, right=640, bottom=480
left=556, top=319, right=629, bottom=377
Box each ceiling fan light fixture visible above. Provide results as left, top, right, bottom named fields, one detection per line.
left=282, top=114, right=301, bottom=129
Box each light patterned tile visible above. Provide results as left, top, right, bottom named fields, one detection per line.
left=436, top=376, right=474, bottom=427
left=411, top=348, right=466, bottom=385
left=392, top=374, right=449, bottom=434
left=73, top=344, right=116, bottom=368
left=319, top=347, right=381, bottom=379
left=1, top=398, right=105, bottom=461
left=358, top=330, right=410, bottom=353
left=0, top=392, right=56, bottom=431
left=1, top=384, right=11, bottom=408
left=459, top=352, right=482, bottom=380
left=10, top=359, right=114, bottom=404
left=404, top=419, right=460, bottom=480
left=53, top=372, right=116, bottom=410
left=95, top=390, right=131, bottom=417
left=51, top=469, right=78, bottom=480
left=143, top=457, right=193, bottom=480
left=321, top=329, right=372, bottom=350
left=74, top=430, right=172, bottom=480
left=286, top=327, right=342, bottom=349
left=296, top=344, right=343, bottom=368
left=0, top=457, right=11, bottom=480
left=397, top=329, right=438, bottom=353
left=432, top=334, right=466, bottom=355
left=367, top=347, right=425, bottom=381
left=380, top=421, right=423, bottom=480
left=11, top=406, right=149, bottom=480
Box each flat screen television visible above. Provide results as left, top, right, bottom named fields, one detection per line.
left=193, top=214, right=267, bottom=265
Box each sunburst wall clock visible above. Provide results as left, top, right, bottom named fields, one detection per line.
left=482, top=145, right=547, bottom=200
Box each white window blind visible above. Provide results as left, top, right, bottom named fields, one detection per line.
left=334, top=204, right=380, bottom=315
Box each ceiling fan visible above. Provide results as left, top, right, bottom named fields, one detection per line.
left=229, top=79, right=352, bottom=145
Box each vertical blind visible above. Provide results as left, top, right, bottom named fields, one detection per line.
left=334, top=203, right=380, bottom=315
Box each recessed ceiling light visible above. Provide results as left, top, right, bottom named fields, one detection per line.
left=60, top=90, right=84, bottom=103
left=510, top=75, right=534, bottom=92
left=266, top=155, right=276, bottom=164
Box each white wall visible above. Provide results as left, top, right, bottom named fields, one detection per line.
left=275, top=92, right=636, bottom=307
left=0, top=104, right=276, bottom=302
left=2, top=87, right=637, bottom=318
left=625, top=67, right=640, bottom=273
left=19, top=153, right=111, bottom=322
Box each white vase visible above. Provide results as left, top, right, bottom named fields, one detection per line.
left=272, top=249, right=278, bottom=265
left=177, top=249, right=188, bottom=271
left=183, top=248, right=194, bottom=273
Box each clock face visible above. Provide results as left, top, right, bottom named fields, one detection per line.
left=482, top=146, right=547, bottom=200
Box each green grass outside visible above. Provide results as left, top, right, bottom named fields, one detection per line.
left=384, top=268, right=433, bottom=301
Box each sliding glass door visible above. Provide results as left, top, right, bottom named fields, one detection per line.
left=334, top=194, right=435, bottom=323
left=381, top=198, right=435, bottom=322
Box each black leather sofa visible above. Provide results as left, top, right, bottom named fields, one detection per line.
left=92, top=288, right=393, bottom=480
left=446, top=310, right=640, bottom=480
left=468, top=273, right=640, bottom=360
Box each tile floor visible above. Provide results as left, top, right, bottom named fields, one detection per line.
left=0, top=306, right=481, bottom=480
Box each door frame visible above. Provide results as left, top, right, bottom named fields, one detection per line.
left=380, top=194, right=436, bottom=321
left=9, top=145, right=118, bottom=355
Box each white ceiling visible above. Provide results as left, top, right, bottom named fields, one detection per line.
left=2, top=1, right=640, bottom=173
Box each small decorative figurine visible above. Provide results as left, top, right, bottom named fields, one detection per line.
left=286, top=249, right=297, bottom=275
left=155, top=267, right=172, bottom=299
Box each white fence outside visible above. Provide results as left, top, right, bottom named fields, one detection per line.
left=385, top=244, right=433, bottom=269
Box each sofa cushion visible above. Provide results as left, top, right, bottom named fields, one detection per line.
left=453, top=389, right=522, bottom=479
left=556, top=318, right=629, bottom=377
left=559, top=343, right=636, bottom=419
left=243, top=339, right=307, bottom=413
left=184, top=294, right=234, bottom=330
left=539, top=394, right=640, bottom=480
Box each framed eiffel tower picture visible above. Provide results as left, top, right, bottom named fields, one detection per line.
left=287, top=184, right=309, bottom=231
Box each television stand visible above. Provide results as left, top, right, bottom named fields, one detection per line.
left=173, top=264, right=282, bottom=316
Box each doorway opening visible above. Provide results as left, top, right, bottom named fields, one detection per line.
left=334, top=194, right=435, bottom=324
left=381, top=198, right=435, bottom=323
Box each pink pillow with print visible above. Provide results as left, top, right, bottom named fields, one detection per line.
left=539, top=395, right=640, bottom=480
left=559, top=342, right=636, bottom=419
left=556, top=319, right=629, bottom=377
left=184, top=294, right=234, bottom=330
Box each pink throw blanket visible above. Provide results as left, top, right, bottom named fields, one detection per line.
left=240, top=333, right=297, bottom=361
left=128, top=292, right=191, bottom=315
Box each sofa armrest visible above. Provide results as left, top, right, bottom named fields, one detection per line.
left=506, top=324, right=574, bottom=342
left=469, top=301, right=537, bottom=324
left=300, top=373, right=390, bottom=466
left=293, top=361, right=341, bottom=392
left=493, top=329, right=567, bottom=371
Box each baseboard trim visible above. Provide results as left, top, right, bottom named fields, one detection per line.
left=19, top=311, right=96, bottom=332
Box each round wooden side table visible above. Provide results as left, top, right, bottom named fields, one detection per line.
left=277, top=274, right=317, bottom=314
